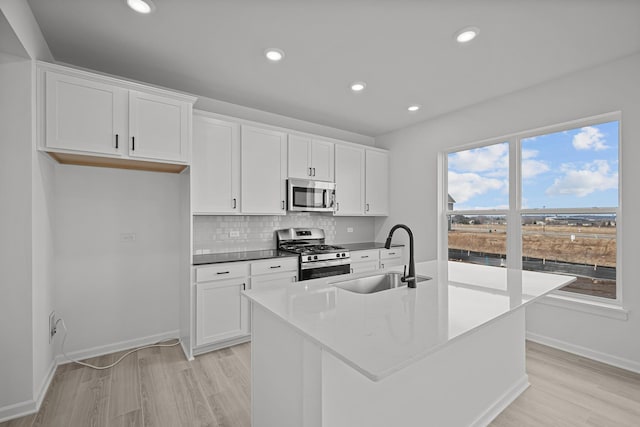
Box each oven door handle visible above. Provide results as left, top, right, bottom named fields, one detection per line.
left=300, top=259, right=351, bottom=270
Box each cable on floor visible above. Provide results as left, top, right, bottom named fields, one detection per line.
left=55, top=317, right=181, bottom=370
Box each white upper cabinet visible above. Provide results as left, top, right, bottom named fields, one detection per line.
left=38, top=63, right=195, bottom=169
left=241, top=125, right=287, bottom=215
left=287, top=134, right=334, bottom=181
left=365, top=149, right=390, bottom=216
left=192, top=114, right=240, bottom=214
left=45, top=72, right=127, bottom=156
left=128, top=91, right=190, bottom=162
left=334, top=144, right=365, bottom=216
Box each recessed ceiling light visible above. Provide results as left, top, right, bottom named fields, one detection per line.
left=127, top=0, right=155, bottom=14
left=408, top=105, right=421, bottom=112
left=455, top=27, right=479, bottom=43
left=350, top=82, right=366, bottom=92
left=265, top=48, right=285, bottom=62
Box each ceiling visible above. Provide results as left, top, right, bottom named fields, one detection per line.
left=26, top=0, right=640, bottom=137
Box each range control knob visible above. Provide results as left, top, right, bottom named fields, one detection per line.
left=307, top=256, right=312, bottom=261
left=341, top=253, right=346, bottom=257
left=336, top=253, right=340, bottom=258
left=314, top=255, right=318, bottom=260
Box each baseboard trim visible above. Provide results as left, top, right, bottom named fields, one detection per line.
left=0, top=359, right=57, bottom=423
left=34, top=358, right=57, bottom=410
left=56, top=329, right=181, bottom=365
left=526, top=332, right=640, bottom=374
left=470, top=375, right=529, bottom=427
left=0, top=399, right=37, bottom=424
left=192, top=335, right=251, bottom=357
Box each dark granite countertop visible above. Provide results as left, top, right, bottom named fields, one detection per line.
left=193, top=243, right=404, bottom=265
left=338, top=242, right=404, bottom=251
left=193, top=250, right=297, bottom=266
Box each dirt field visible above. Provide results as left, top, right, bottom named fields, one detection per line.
left=448, top=224, right=616, bottom=267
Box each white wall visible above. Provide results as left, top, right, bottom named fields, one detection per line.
left=31, top=150, right=56, bottom=399
left=375, top=53, right=640, bottom=368
left=0, top=52, right=33, bottom=415
left=54, top=165, right=181, bottom=356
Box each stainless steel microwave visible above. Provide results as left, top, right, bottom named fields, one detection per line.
left=288, top=179, right=336, bottom=212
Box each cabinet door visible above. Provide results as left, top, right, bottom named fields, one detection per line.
left=192, top=116, right=240, bottom=213
left=241, top=126, right=287, bottom=214
left=335, top=145, right=365, bottom=215
left=351, top=260, right=379, bottom=274
left=365, top=150, right=390, bottom=216
left=311, top=139, right=334, bottom=181
left=288, top=134, right=312, bottom=179
left=128, top=90, right=189, bottom=162
left=196, top=279, right=249, bottom=346
left=45, top=71, right=127, bottom=155
left=251, top=272, right=298, bottom=289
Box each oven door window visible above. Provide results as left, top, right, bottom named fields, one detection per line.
left=292, top=187, right=327, bottom=209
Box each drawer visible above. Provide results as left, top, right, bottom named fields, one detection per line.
left=196, top=262, right=249, bottom=283
left=251, top=257, right=298, bottom=276
left=380, top=247, right=403, bottom=260
left=351, top=249, right=380, bottom=262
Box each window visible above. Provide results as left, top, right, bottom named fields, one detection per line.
left=443, top=114, right=620, bottom=302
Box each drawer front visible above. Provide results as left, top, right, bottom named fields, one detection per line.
left=351, top=249, right=380, bottom=262
left=351, top=260, right=379, bottom=274
left=380, top=247, right=403, bottom=260
left=251, top=257, right=298, bottom=276
left=196, top=262, right=249, bottom=282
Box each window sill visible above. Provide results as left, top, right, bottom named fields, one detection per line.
left=535, top=292, right=628, bottom=321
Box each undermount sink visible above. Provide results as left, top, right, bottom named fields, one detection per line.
left=331, top=272, right=432, bottom=294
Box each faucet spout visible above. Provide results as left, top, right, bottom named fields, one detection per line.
left=384, top=224, right=416, bottom=288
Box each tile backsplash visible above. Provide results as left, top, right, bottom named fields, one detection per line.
left=193, top=213, right=375, bottom=254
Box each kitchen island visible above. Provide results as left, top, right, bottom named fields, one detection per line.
left=243, top=261, right=575, bottom=427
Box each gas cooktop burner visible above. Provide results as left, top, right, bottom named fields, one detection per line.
left=280, top=244, right=347, bottom=255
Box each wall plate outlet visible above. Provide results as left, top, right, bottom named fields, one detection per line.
left=49, top=311, right=56, bottom=343
left=120, top=232, right=136, bottom=242
left=347, top=227, right=354, bottom=233
left=229, top=230, right=240, bottom=237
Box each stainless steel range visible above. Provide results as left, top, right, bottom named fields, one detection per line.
left=276, top=228, right=350, bottom=281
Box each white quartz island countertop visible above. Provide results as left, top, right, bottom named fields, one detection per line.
left=243, top=261, right=575, bottom=381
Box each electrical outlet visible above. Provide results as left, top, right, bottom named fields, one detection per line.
left=229, top=230, right=240, bottom=237
left=49, top=311, right=56, bottom=343
left=347, top=227, right=354, bottom=233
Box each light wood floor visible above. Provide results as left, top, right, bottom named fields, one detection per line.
left=2, top=341, right=639, bottom=426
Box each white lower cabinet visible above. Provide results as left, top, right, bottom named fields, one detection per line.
left=380, top=247, right=404, bottom=269
left=251, top=258, right=298, bottom=289
left=195, top=263, right=250, bottom=347
left=349, top=249, right=380, bottom=274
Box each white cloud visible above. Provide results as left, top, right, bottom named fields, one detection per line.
left=448, top=171, right=505, bottom=204
left=545, top=160, right=617, bottom=197
left=449, top=143, right=508, bottom=173
left=522, top=159, right=550, bottom=179
left=521, top=149, right=538, bottom=159
left=572, top=126, right=609, bottom=151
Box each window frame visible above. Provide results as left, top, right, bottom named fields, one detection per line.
left=439, top=111, right=622, bottom=305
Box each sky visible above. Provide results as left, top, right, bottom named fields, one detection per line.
left=448, top=121, right=619, bottom=210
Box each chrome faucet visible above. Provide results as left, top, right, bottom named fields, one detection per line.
left=384, top=224, right=416, bottom=288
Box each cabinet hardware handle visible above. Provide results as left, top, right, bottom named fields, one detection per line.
left=336, top=202, right=339, bottom=211
left=115, top=134, right=119, bottom=149
left=270, top=265, right=281, bottom=269
left=361, top=255, right=369, bottom=259
left=381, top=263, right=384, bottom=268
left=132, top=136, right=135, bottom=151
left=292, top=276, right=297, bottom=282
left=388, top=252, right=396, bottom=256
left=312, top=167, right=316, bottom=176
left=232, top=198, right=237, bottom=209
left=282, top=200, right=285, bottom=210
left=366, top=203, right=370, bottom=212
left=242, top=283, right=246, bottom=290
left=217, top=271, right=230, bottom=275
left=351, top=268, right=354, bottom=274
left=309, top=167, right=312, bottom=176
